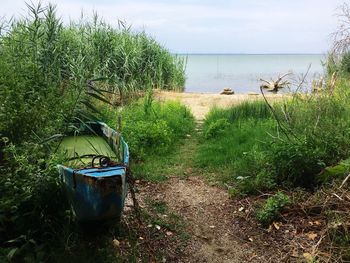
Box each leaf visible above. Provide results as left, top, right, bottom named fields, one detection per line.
left=86, top=83, right=105, bottom=96
left=272, top=222, right=280, bottom=230
left=86, top=91, right=112, bottom=105
left=112, top=239, right=120, bottom=249
left=40, top=134, right=63, bottom=144
left=307, top=232, right=318, bottom=241
left=303, top=252, right=314, bottom=262
left=80, top=99, right=101, bottom=114
left=7, top=248, right=18, bottom=259
left=89, top=77, right=108, bottom=82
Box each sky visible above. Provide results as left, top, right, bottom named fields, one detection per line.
left=0, top=0, right=345, bottom=54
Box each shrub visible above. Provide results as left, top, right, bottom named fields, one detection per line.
left=269, top=140, right=325, bottom=187
left=256, top=192, right=290, bottom=227
left=152, top=100, right=195, bottom=138
left=204, top=118, right=229, bottom=139
left=0, top=143, right=70, bottom=261
left=340, top=52, right=350, bottom=74
left=123, top=119, right=172, bottom=159
left=198, top=85, right=350, bottom=192
left=0, top=2, right=188, bottom=260
left=103, top=98, right=195, bottom=160
left=269, top=88, right=350, bottom=187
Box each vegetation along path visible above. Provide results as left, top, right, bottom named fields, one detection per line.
left=135, top=118, right=279, bottom=262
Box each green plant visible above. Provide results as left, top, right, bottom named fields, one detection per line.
left=124, top=119, right=172, bottom=159
left=196, top=117, right=275, bottom=188
left=0, top=2, right=188, bottom=261
left=266, top=86, right=350, bottom=187
left=103, top=98, right=195, bottom=161
left=204, top=100, right=271, bottom=128
left=204, top=118, right=229, bottom=139
left=256, top=192, right=290, bottom=227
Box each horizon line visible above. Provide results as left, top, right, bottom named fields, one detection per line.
left=173, top=53, right=326, bottom=55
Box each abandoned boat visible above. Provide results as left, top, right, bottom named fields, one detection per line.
left=57, top=122, right=129, bottom=222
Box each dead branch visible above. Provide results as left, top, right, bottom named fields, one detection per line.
left=260, top=72, right=292, bottom=93
left=332, top=3, right=350, bottom=55
left=339, top=173, right=350, bottom=189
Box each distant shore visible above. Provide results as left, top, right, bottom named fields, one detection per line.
left=155, top=90, right=285, bottom=120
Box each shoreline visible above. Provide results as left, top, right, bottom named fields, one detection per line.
left=155, top=90, right=286, bottom=120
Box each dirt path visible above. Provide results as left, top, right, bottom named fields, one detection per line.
left=133, top=93, right=294, bottom=262
left=136, top=120, right=269, bottom=262
left=130, top=92, right=324, bottom=262
left=149, top=176, right=251, bottom=262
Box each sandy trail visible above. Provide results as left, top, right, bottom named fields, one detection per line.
left=135, top=92, right=287, bottom=262
left=155, top=91, right=285, bottom=120
left=151, top=176, right=251, bottom=263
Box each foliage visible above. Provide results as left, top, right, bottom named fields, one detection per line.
left=104, top=96, right=195, bottom=160
left=0, top=142, right=70, bottom=262
left=195, top=106, right=276, bottom=189
left=204, top=118, right=229, bottom=139
left=269, top=87, right=350, bottom=187
left=199, top=79, right=350, bottom=193
left=204, top=100, right=271, bottom=127
left=0, top=3, right=186, bottom=144
left=0, top=2, right=188, bottom=261
left=256, top=192, right=290, bottom=227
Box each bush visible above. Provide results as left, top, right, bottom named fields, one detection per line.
left=269, top=88, right=350, bottom=187
left=256, top=192, right=290, bottom=227
left=0, top=143, right=70, bottom=261
left=204, top=118, right=229, bottom=139
left=103, top=98, right=195, bottom=160
left=269, top=140, right=325, bottom=187
left=198, top=85, right=350, bottom=193
left=0, top=3, right=186, bottom=144
left=0, top=2, right=188, bottom=260
left=123, top=119, right=172, bottom=159
left=339, top=52, right=350, bottom=75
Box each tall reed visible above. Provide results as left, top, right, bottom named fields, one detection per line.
left=0, top=3, right=186, bottom=143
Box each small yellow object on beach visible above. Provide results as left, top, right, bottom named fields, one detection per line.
left=220, top=88, right=234, bottom=95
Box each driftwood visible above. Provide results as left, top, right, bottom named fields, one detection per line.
left=260, top=73, right=291, bottom=93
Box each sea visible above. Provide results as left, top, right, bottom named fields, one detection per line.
left=180, top=54, right=326, bottom=94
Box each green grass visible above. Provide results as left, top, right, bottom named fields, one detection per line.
left=195, top=101, right=276, bottom=185
left=204, top=100, right=271, bottom=127
left=197, top=119, right=274, bottom=169
left=133, top=133, right=198, bottom=182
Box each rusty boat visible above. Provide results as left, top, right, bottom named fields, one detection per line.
left=57, top=122, right=129, bottom=222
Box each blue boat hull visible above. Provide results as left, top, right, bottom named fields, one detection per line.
left=58, top=165, right=128, bottom=222
left=57, top=122, right=129, bottom=222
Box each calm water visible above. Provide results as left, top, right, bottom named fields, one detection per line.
left=181, top=54, right=326, bottom=93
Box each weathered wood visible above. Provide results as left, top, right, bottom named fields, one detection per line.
left=260, top=73, right=291, bottom=93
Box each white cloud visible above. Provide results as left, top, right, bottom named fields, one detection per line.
left=0, top=0, right=344, bottom=53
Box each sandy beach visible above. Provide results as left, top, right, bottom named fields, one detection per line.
left=155, top=91, right=285, bottom=120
